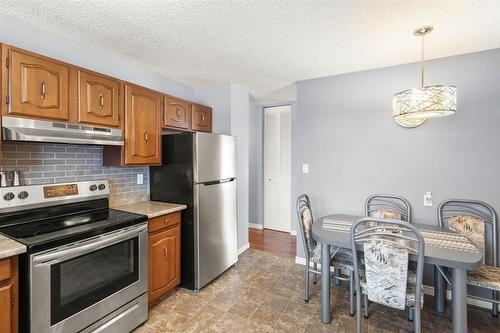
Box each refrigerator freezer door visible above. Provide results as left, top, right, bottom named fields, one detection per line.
left=195, top=179, right=238, bottom=289
left=194, top=133, right=236, bottom=183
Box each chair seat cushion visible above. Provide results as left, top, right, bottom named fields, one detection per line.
left=467, top=265, right=500, bottom=291
left=310, top=245, right=353, bottom=266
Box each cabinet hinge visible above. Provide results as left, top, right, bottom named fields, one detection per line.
left=5, top=56, right=10, bottom=68
left=11, top=293, right=15, bottom=305
left=5, top=95, right=10, bottom=105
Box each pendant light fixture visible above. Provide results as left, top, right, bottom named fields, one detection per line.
left=393, top=26, right=457, bottom=128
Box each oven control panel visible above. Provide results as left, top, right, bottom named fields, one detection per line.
left=43, top=184, right=79, bottom=198
left=0, top=180, right=110, bottom=212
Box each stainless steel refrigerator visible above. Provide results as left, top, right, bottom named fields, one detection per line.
left=150, top=132, right=238, bottom=290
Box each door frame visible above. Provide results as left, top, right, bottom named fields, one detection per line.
left=263, top=104, right=292, bottom=233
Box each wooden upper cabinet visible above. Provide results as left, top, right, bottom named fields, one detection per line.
left=77, top=70, right=121, bottom=127
left=124, top=84, right=161, bottom=165
left=163, top=96, right=191, bottom=130
left=191, top=103, right=212, bottom=133
left=7, top=48, right=70, bottom=121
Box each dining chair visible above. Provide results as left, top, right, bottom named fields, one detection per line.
left=296, top=194, right=354, bottom=312
left=435, top=199, right=499, bottom=316
left=351, top=217, right=425, bottom=333
left=357, top=194, right=415, bottom=319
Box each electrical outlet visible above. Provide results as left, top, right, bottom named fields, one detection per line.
left=302, top=164, right=309, bottom=174
left=137, top=174, right=144, bottom=185
left=424, top=191, right=433, bottom=207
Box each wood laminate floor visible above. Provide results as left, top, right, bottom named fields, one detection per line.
left=249, top=228, right=296, bottom=258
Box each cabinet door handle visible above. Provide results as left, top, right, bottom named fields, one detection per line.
left=176, top=108, right=181, bottom=117
left=201, top=115, right=206, bottom=123
left=40, top=80, right=46, bottom=99
left=99, top=94, right=104, bottom=110
left=163, top=218, right=169, bottom=224
left=143, top=130, right=148, bottom=143
left=163, top=246, right=168, bottom=260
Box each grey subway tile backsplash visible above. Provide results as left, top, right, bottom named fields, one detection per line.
left=0, top=142, right=148, bottom=206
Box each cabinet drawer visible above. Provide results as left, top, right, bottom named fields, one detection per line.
left=0, top=258, right=11, bottom=282
left=149, top=211, right=181, bottom=233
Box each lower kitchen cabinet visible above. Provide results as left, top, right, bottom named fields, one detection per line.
left=0, top=256, right=18, bottom=333
left=148, top=212, right=181, bottom=304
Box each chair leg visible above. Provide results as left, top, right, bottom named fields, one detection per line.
left=312, top=262, right=318, bottom=284
left=414, top=306, right=422, bottom=333
left=335, top=267, right=341, bottom=287
left=304, top=259, right=310, bottom=302
left=362, top=294, right=369, bottom=318
left=408, top=306, right=414, bottom=322
left=349, top=272, right=355, bottom=316
left=492, top=290, right=498, bottom=317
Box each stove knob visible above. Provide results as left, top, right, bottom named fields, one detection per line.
left=3, top=192, right=15, bottom=201
left=98, top=183, right=106, bottom=190
left=18, top=191, right=29, bottom=200
left=89, top=184, right=98, bottom=191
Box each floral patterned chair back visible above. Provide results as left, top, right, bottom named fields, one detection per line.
left=296, top=194, right=317, bottom=259
left=438, top=199, right=497, bottom=266
left=365, top=194, right=411, bottom=223
left=350, top=217, right=425, bottom=332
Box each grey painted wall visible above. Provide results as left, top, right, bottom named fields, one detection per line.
left=230, top=84, right=250, bottom=250
left=294, top=48, right=500, bottom=265
left=0, top=14, right=197, bottom=100
left=249, top=104, right=263, bottom=226
left=196, top=84, right=232, bottom=135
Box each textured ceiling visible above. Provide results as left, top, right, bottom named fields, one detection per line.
left=1, top=1, right=500, bottom=103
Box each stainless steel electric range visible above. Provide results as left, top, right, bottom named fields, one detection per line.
left=0, top=180, right=148, bottom=333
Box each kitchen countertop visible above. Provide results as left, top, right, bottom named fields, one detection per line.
left=112, top=201, right=187, bottom=219
left=0, top=234, right=26, bottom=260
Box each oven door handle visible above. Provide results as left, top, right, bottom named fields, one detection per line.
left=33, top=223, right=147, bottom=265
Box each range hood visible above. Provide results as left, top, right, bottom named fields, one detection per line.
left=2, top=116, right=124, bottom=146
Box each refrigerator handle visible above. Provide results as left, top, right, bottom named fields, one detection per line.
left=200, top=178, right=235, bottom=186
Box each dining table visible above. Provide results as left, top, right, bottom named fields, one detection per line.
left=312, top=213, right=484, bottom=333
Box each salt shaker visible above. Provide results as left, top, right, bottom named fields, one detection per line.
left=13, top=170, right=20, bottom=186
left=0, top=171, right=6, bottom=187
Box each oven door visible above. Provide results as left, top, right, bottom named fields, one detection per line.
left=30, top=223, right=148, bottom=333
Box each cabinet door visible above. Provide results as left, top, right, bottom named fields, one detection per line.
left=0, top=283, right=12, bottom=333
left=8, top=49, right=69, bottom=120
left=191, top=104, right=212, bottom=132
left=148, top=224, right=181, bottom=304
left=124, top=85, right=161, bottom=165
left=77, top=70, right=121, bottom=127
left=164, top=96, right=191, bottom=130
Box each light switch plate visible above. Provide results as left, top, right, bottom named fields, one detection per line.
left=424, top=191, right=433, bottom=207
left=302, top=164, right=309, bottom=174
left=137, top=174, right=144, bottom=185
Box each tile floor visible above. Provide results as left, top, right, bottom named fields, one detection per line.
left=135, top=249, right=499, bottom=332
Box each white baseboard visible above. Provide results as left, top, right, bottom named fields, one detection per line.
left=238, top=243, right=250, bottom=255
left=248, top=223, right=264, bottom=230
left=295, top=256, right=490, bottom=310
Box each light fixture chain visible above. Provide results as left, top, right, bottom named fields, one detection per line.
left=421, top=34, right=425, bottom=87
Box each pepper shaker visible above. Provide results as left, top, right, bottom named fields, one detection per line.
left=0, top=171, right=6, bottom=187
left=13, top=170, right=20, bottom=186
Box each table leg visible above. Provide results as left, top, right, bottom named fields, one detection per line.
left=321, top=243, right=331, bottom=324
left=434, top=265, right=446, bottom=313
left=451, top=268, right=467, bottom=333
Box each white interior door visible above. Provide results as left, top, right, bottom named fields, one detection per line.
left=264, top=105, right=291, bottom=232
